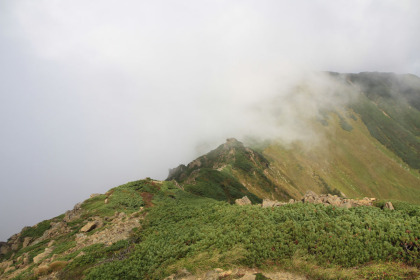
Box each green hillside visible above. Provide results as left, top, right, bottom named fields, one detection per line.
left=1, top=72, right=420, bottom=280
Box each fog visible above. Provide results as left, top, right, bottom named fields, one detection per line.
left=1, top=0, right=419, bottom=241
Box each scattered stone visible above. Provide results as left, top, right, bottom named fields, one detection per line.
left=259, top=191, right=382, bottom=210
left=235, top=196, right=252, bottom=206
left=75, top=212, right=140, bottom=247
left=204, top=270, right=220, bottom=280
left=104, top=198, right=109, bottom=204
left=80, top=221, right=98, bottom=233
left=90, top=193, right=101, bottom=198
left=4, top=266, right=15, bottom=273
left=22, top=237, right=32, bottom=248
left=340, top=202, right=352, bottom=209
left=10, top=243, right=19, bottom=251
left=239, top=274, right=256, bottom=280
left=302, top=191, right=321, bottom=204
left=385, top=201, right=394, bottom=210
left=63, top=202, right=83, bottom=222
left=0, top=260, right=13, bottom=270
left=0, top=242, right=10, bottom=255
left=164, top=268, right=192, bottom=280
left=22, top=253, right=29, bottom=265
left=262, top=199, right=286, bottom=208
left=33, top=247, right=53, bottom=264
left=219, top=269, right=233, bottom=278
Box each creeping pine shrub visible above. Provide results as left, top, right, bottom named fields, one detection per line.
left=85, top=195, right=420, bottom=280
left=109, top=189, right=143, bottom=209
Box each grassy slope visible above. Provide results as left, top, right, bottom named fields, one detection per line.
left=262, top=108, right=420, bottom=203
left=82, top=186, right=420, bottom=280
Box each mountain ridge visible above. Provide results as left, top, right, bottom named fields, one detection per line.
left=1, top=71, right=420, bottom=279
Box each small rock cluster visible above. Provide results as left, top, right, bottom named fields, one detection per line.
left=164, top=267, right=306, bottom=280
left=235, top=191, right=395, bottom=210
left=300, top=190, right=375, bottom=209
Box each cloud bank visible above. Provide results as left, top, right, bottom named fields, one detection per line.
left=0, top=0, right=419, bottom=240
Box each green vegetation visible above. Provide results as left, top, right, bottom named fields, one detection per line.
left=84, top=190, right=420, bottom=280
left=347, top=72, right=420, bottom=170
left=351, top=95, right=420, bottom=169
left=19, top=220, right=51, bottom=240
left=184, top=168, right=261, bottom=204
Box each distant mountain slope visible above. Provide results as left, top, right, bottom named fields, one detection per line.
left=167, top=138, right=289, bottom=202
left=167, top=72, right=420, bottom=203
left=345, top=72, right=420, bottom=169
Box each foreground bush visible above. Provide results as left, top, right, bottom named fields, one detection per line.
left=85, top=193, right=420, bottom=280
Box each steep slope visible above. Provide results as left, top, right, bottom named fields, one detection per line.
left=167, top=138, right=291, bottom=202
left=167, top=115, right=420, bottom=204
left=261, top=109, right=420, bottom=203
left=1, top=178, right=419, bottom=280
left=346, top=72, right=420, bottom=169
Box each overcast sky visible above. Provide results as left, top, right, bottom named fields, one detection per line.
left=0, top=0, right=419, bottom=241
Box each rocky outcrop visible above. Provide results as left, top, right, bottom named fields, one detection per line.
left=75, top=212, right=141, bottom=247
left=33, top=247, right=53, bottom=264
left=301, top=191, right=375, bottom=208
left=235, top=196, right=252, bottom=206
left=262, top=199, right=286, bottom=208
left=22, top=237, right=32, bottom=248
left=0, top=242, right=10, bottom=255
left=63, top=202, right=83, bottom=223
left=80, top=221, right=100, bottom=233
left=234, top=191, right=378, bottom=209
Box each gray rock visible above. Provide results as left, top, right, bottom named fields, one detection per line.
left=262, top=199, right=285, bottom=208
left=340, top=202, right=352, bottom=209
left=302, top=190, right=319, bottom=203
left=235, top=196, right=252, bottom=206
left=33, top=247, right=53, bottom=264
left=63, top=202, right=83, bottom=222
left=80, top=221, right=98, bottom=232
left=0, top=242, right=10, bottom=255
left=384, top=201, right=394, bottom=210
left=22, top=237, right=32, bottom=248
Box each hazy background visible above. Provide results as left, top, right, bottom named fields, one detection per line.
left=1, top=0, right=420, bottom=241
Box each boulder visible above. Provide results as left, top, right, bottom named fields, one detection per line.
left=80, top=221, right=98, bottom=233
left=302, top=191, right=319, bottom=203
left=384, top=202, right=394, bottom=210
left=90, top=193, right=101, bottom=198
left=235, top=196, right=252, bottom=206
left=325, top=195, right=341, bottom=207
left=33, top=247, right=53, bottom=264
